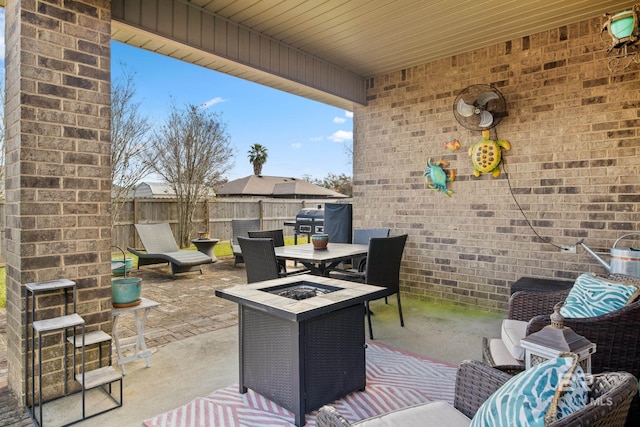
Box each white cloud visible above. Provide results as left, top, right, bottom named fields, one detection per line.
left=291, top=142, right=302, bottom=149
left=200, top=97, right=227, bottom=109
left=345, top=111, right=353, bottom=118
left=328, top=130, right=353, bottom=142
left=334, top=117, right=346, bottom=123
left=310, top=136, right=323, bottom=142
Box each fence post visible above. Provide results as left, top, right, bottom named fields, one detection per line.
left=259, top=199, right=264, bottom=229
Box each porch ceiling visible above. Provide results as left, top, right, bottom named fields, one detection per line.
left=111, top=1, right=633, bottom=109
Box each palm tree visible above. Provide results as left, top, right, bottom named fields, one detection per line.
left=248, top=143, right=268, bottom=175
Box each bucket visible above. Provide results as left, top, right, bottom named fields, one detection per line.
left=111, top=277, right=142, bottom=308
left=610, top=233, right=640, bottom=277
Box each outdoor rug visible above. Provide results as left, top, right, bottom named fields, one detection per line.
left=143, top=342, right=458, bottom=427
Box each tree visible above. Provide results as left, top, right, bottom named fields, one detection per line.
left=248, top=143, right=268, bottom=175
left=302, top=173, right=353, bottom=197
left=147, top=103, right=234, bottom=247
left=111, top=64, right=153, bottom=228
left=320, top=173, right=353, bottom=197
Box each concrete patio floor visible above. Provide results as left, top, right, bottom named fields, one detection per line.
left=0, top=256, right=502, bottom=427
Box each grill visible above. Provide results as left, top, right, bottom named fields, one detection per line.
left=294, top=207, right=324, bottom=236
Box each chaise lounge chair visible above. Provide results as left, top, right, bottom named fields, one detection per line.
left=127, top=223, right=212, bottom=279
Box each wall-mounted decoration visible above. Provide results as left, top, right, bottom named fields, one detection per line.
left=469, top=130, right=510, bottom=178
left=601, top=4, right=639, bottom=72
left=453, top=85, right=507, bottom=132
left=444, top=138, right=461, bottom=151
left=424, top=158, right=455, bottom=197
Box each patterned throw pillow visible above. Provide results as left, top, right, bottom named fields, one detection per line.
left=560, top=272, right=640, bottom=318
left=470, top=355, right=588, bottom=427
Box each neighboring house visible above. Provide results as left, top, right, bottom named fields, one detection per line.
left=216, top=175, right=348, bottom=199
left=134, top=182, right=216, bottom=199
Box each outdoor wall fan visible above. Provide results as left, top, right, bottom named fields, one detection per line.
left=453, top=84, right=507, bottom=131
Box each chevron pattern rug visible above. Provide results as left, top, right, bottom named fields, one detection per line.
left=143, top=342, right=457, bottom=427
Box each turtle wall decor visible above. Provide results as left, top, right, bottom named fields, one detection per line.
left=424, top=158, right=456, bottom=197
left=468, top=129, right=511, bottom=178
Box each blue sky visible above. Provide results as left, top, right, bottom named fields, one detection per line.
left=111, top=41, right=353, bottom=182
left=0, top=9, right=352, bottom=182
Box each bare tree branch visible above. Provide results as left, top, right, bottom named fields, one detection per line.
left=111, top=63, right=153, bottom=231
left=147, top=102, right=234, bottom=247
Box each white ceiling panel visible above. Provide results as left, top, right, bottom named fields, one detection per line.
left=111, top=0, right=636, bottom=108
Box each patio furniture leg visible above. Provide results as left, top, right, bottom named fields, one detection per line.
left=397, top=293, right=404, bottom=327
left=366, top=301, right=374, bottom=340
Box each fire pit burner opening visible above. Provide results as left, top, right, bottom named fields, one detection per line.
left=263, top=281, right=342, bottom=301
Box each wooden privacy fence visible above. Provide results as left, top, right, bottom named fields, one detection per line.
left=112, top=198, right=345, bottom=250
left=0, top=198, right=349, bottom=261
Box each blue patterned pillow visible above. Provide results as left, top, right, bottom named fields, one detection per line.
left=470, top=356, right=588, bottom=427
left=560, top=273, right=640, bottom=318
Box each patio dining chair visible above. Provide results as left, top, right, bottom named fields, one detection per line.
left=238, top=237, right=280, bottom=283
left=363, top=234, right=408, bottom=340
left=351, top=228, right=390, bottom=272
left=248, top=229, right=287, bottom=273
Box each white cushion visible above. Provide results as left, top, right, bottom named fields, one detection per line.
left=500, top=319, right=527, bottom=360
left=488, top=338, right=520, bottom=366
left=354, top=401, right=471, bottom=427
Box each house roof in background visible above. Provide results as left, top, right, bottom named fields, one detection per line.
left=134, top=182, right=216, bottom=199
left=216, top=175, right=347, bottom=199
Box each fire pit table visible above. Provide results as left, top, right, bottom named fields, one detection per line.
left=215, top=274, right=387, bottom=426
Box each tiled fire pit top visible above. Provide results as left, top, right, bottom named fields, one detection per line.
left=215, top=274, right=386, bottom=321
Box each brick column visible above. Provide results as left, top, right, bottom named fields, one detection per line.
left=4, top=1, right=112, bottom=401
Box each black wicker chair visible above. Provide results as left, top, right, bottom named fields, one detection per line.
left=483, top=274, right=640, bottom=426
left=363, top=234, right=408, bottom=340
left=238, top=236, right=281, bottom=283
left=248, top=229, right=287, bottom=273
left=247, top=229, right=285, bottom=247
left=316, top=360, right=637, bottom=427
left=350, top=228, right=390, bottom=272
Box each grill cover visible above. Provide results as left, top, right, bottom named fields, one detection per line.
left=324, top=203, right=352, bottom=243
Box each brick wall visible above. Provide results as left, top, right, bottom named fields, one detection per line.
left=353, top=16, right=640, bottom=312
left=5, top=0, right=113, bottom=401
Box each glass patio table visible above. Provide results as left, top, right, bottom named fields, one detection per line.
left=275, top=242, right=368, bottom=276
